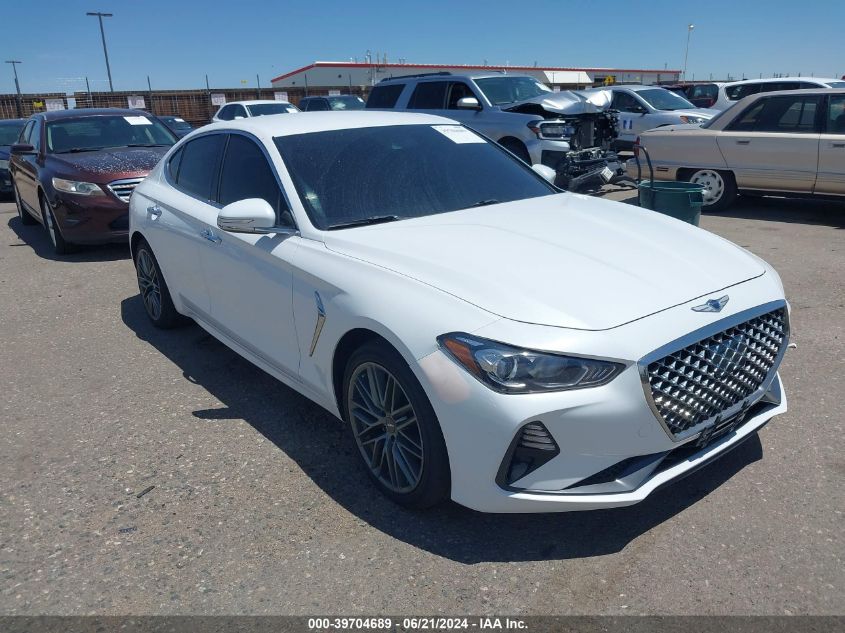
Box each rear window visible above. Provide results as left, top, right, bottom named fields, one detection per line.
left=0, top=121, right=25, bottom=145
left=726, top=83, right=763, bottom=101
left=366, top=83, right=405, bottom=108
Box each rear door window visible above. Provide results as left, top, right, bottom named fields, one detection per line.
left=174, top=133, right=226, bottom=201
left=366, top=84, right=405, bottom=108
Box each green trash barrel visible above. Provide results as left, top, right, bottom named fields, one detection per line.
left=638, top=180, right=705, bottom=226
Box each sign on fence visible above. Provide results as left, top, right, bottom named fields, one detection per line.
left=274, top=92, right=289, bottom=102
left=328, top=90, right=341, bottom=96
left=210, top=93, right=226, bottom=106
left=127, top=95, right=146, bottom=109
left=45, top=99, right=65, bottom=112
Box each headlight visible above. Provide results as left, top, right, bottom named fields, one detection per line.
left=438, top=333, right=625, bottom=394
left=52, top=177, right=104, bottom=196
left=679, top=115, right=705, bottom=124
left=0, top=159, right=9, bottom=170
left=527, top=120, right=576, bottom=139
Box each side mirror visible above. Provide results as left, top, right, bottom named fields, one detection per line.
left=531, top=164, right=557, bottom=184
left=10, top=143, right=35, bottom=155
left=217, top=198, right=280, bottom=234
left=456, top=97, right=481, bottom=110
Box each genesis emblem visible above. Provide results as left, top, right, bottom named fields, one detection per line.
left=692, top=295, right=729, bottom=313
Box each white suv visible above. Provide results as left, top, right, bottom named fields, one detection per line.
left=712, top=77, right=845, bottom=111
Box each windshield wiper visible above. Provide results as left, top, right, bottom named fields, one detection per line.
left=55, top=147, right=105, bottom=153
left=327, top=215, right=402, bottom=230
left=466, top=199, right=500, bottom=208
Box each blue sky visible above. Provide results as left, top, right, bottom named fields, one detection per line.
left=2, top=0, right=843, bottom=93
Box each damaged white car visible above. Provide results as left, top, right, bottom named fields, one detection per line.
left=367, top=72, right=627, bottom=191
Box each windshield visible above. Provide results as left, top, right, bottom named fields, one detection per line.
left=46, top=115, right=176, bottom=153
left=164, top=117, right=192, bottom=130
left=0, top=122, right=25, bottom=145
left=327, top=96, right=365, bottom=110
left=636, top=88, right=697, bottom=111
left=275, top=124, right=556, bottom=230
left=474, top=76, right=553, bottom=105
left=247, top=103, right=297, bottom=116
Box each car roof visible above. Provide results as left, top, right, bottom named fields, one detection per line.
left=36, top=107, right=152, bottom=121
left=0, top=118, right=27, bottom=125
left=612, top=84, right=668, bottom=92
left=724, top=76, right=841, bottom=87
left=200, top=110, right=457, bottom=138
left=378, top=72, right=529, bottom=84
left=223, top=100, right=293, bottom=106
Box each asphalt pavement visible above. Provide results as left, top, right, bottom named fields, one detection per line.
left=0, top=192, right=842, bottom=615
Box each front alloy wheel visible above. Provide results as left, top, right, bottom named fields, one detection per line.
left=343, top=342, right=450, bottom=508
left=348, top=362, right=425, bottom=494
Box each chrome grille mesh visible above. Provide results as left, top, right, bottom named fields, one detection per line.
left=107, top=177, right=144, bottom=203
left=646, top=308, right=787, bottom=437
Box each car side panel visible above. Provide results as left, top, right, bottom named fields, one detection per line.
left=716, top=131, right=819, bottom=191
left=815, top=133, right=845, bottom=195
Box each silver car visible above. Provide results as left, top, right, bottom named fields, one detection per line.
left=580, top=85, right=718, bottom=150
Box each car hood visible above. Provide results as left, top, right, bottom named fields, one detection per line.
left=667, top=107, right=719, bottom=119
left=323, top=194, right=766, bottom=330
left=49, top=146, right=170, bottom=181
left=503, top=90, right=604, bottom=115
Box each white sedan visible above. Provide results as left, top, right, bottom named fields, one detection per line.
left=212, top=100, right=299, bottom=122
left=128, top=111, right=790, bottom=513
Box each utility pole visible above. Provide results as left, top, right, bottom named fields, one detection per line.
left=85, top=76, right=92, bottom=107
left=147, top=75, right=153, bottom=114
left=256, top=73, right=261, bottom=99
left=683, top=24, right=694, bottom=81
left=5, top=60, right=23, bottom=117
left=87, top=12, right=114, bottom=92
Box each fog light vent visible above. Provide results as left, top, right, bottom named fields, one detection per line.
left=498, top=421, right=561, bottom=488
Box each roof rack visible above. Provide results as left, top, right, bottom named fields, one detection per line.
left=380, top=71, right=452, bottom=82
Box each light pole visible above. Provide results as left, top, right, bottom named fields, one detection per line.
left=5, top=60, right=23, bottom=117
left=86, top=12, right=114, bottom=92
left=683, top=24, right=695, bottom=81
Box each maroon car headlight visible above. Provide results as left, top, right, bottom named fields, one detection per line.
left=52, top=177, right=105, bottom=196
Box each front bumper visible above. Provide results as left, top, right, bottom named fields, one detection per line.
left=49, top=191, right=130, bottom=244
left=415, top=274, right=789, bottom=513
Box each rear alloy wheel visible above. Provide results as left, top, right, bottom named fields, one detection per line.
left=689, top=169, right=736, bottom=211
left=133, top=240, right=185, bottom=329
left=343, top=342, right=450, bottom=508
left=40, top=196, right=72, bottom=254
left=14, top=183, right=37, bottom=225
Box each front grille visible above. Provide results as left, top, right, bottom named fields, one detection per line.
left=107, top=177, right=144, bottom=203
left=645, top=307, right=787, bottom=438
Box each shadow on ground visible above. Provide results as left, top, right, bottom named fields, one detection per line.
left=709, top=195, right=845, bottom=228
left=6, top=215, right=130, bottom=262
left=121, top=294, right=766, bottom=564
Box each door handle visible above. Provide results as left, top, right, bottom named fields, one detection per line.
left=736, top=140, right=751, bottom=145
left=831, top=143, right=845, bottom=148
left=200, top=228, right=222, bottom=244
left=147, top=204, right=162, bottom=218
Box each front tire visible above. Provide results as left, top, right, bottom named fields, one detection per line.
left=133, top=239, right=185, bottom=329
left=688, top=169, right=737, bottom=211
left=14, top=183, right=37, bottom=225
left=40, top=195, right=72, bottom=254
left=342, top=341, right=450, bottom=509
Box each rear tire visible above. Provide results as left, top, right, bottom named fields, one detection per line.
left=14, top=183, right=37, bottom=225
left=688, top=169, right=737, bottom=212
left=342, top=341, right=450, bottom=509
left=133, top=239, right=186, bottom=329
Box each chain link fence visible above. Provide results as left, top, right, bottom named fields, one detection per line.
left=0, top=86, right=369, bottom=126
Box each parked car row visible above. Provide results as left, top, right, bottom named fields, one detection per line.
left=665, top=76, right=845, bottom=111
left=0, top=118, right=27, bottom=197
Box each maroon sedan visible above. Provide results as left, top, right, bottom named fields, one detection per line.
left=10, top=108, right=176, bottom=254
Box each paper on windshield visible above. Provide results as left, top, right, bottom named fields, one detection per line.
left=432, top=125, right=484, bottom=144
left=124, top=116, right=153, bottom=125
